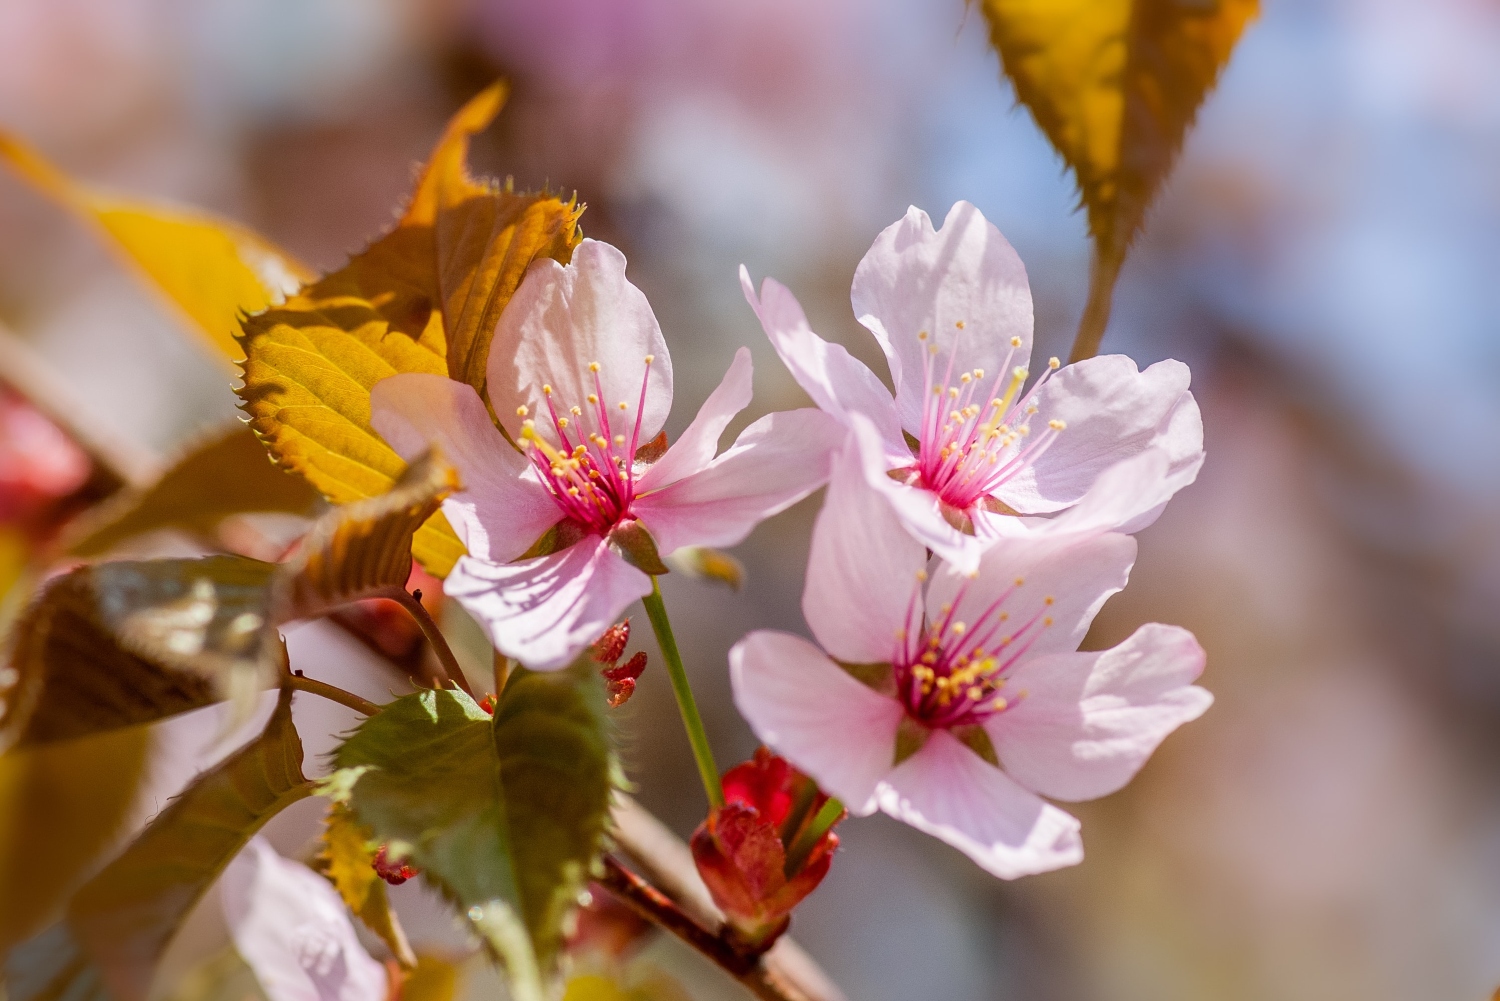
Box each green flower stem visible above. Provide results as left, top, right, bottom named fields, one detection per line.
left=783, top=797, right=844, bottom=875
left=385, top=586, right=474, bottom=697
left=643, top=577, right=724, bottom=810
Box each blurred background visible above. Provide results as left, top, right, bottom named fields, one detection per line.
left=3, top=0, right=1500, bottom=997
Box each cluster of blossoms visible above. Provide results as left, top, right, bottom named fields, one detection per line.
left=359, top=200, right=1211, bottom=936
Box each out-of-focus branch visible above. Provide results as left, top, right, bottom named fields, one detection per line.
left=608, top=795, right=848, bottom=1001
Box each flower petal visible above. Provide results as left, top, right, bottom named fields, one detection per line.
left=221, top=837, right=388, bottom=1001
left=986, top=623, right=1211, bottom=802
left=875, top=729, right=1082, bottom=879
left=844, top=413, right=986, bottom=574
left=851, top=202, right=1033, bottom=435
left=488, top=239, right=672, bottom=447
left=740, top=266, right=905, bottom=455
left=730, top=630, right=905, bottom=815
left=1029, top=447, right=1183, bottom=536
left=926, top=531, right=1136, bottom=662
left=445, top=536, right=652, bottom=670
left=993, top=356, right=1203, bottom=515
left=802, top=426, right=928, bottom=664
left=633, top=408, right=842, bottom=556
left=371, top=372, right=560, bottom=563
left=637, top=346, right=753, bottom=493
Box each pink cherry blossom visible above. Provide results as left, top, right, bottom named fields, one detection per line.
left=221, top=838, right=388, bottom=1001
left=372, top=238, right=841, bottom=669
left=729, top=425, right=1212, bottom=878
left=741, top=201, right=1203, bottom=571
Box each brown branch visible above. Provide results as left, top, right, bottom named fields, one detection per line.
left=600, top=856, right=756, bottom=977
left=608, top=795, right=848, bottom=1001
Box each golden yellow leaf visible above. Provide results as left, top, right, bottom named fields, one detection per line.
left=65, top=423, right=322, bottom=558
left=401, top=955, right=461, bottom=1001
left=979, top=0, right=1257, bottom=358
left=0, top=133, right=313, bottom=365
left=0, top=724, right=150, bottom=953
left=274, top=449, right=458, bottom=622
left=318, top=803, right=416, bottom=968
left=237, top=82, right=584, bottom=577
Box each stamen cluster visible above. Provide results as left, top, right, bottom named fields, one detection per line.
left=892, top=571, right=1054, bottom=729
left=906, top=328, right=1066, bottom=513
left=517, top=356, right=655, bottom=534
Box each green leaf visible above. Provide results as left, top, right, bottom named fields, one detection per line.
left=328, top=661, right=613, bottom=997
left=0, top=725, right=151, bottom=953
left=317, top=803, right=416, bottom=968
left=979, top=0, right=1257, bottom=359
left=65, top=424, right=322, bottom=558
left=1, top=556, right=280, bottom=749
left=236, top=82, right=583, bottom=578
left=0, top=132, right=313, bottom=365
left=274, top=448, right=458, bottom=621
left=66, top=686, right=311, bottom=1001
left=3, top=922, right=108, bottom=1001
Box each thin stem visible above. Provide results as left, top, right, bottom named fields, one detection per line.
left=1068, top=248, right=1123, bottom=364
left=642, top=577, right=723, bottom=809
left=384, top=587, right=474, bottom=697
left=783, top=798, right=844, bottom=876
left=493, top=652, right=512, bottom=699
left=287, top=671, right=381, bottom=716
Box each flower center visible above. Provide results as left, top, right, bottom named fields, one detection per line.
left=890, top=569, right=1053, bottom=729
left=903, top=326, right=1066, bottom=514
left=518, top=355, right=655, bottom=535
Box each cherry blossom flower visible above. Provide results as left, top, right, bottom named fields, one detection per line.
left=729, top=425, right=1212, bottom=878
left=372, top=239, right=841, bottom=669
left=740, top=201, right=1203, bottom=571
left=221, top=838, right=388, bottom=1001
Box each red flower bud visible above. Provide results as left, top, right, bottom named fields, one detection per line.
left=593, top=620, right=631, bottom=665
left=602, top=651, right=647, bottom=708
left=690, top=748, right=844, bottom=952
left=372, top=845, right=419, bottom=886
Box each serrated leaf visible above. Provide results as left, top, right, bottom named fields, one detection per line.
left=1, top=556, right=280, bottom=750
left=0, top=132, right=312, bottom=364
left=318, top=803, right=416, bottom=968
left=980, top=0, right=1257, bottom=357
left=274, top=449, right=458, bottom=622
left=65, top=424, right=322, bottom=558
left=329, top=661, right=612, bottom=997
left=0, top=725, right=151, bottom=953
left=236, top=82, right=583, bottom=578
left=66, top=686, right=311, bottom=1001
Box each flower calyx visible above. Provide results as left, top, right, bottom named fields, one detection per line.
left=689, top=747, right=844, bottom=954
left=593, top=619, right=647, bottom=708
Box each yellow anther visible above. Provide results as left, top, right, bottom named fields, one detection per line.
left=895, top=628, right=907, bottom=641
left=589, top=361, right=601, bottom=372
left=1014, top=577, right=1024, bottom=586
left=921, top=652, right=938, bottom=665
left=570, top=406, right=582, bottom=416
left=568, top=487, right=581, bottom=497
left=951, top=622, right=967, bottom=635
left=915, top=569, right=928, bottom=582
left=1044, top=596, right=1055, bottom=605
left=1017, top=425, right=1030, bottom=436
left=587, top=394, right=598, bottom=404
left=619, top=401, right=629, bottom=410
left=960, top=373, right=972, bottom=384
left=1048, top=356, right=1060, bottom=370
left=557, top=417, right=569, bottom=428
left=973, top=368, right=985, bottom=379
left=613, top=434, right=626, bottom=446
left=572, top=445, right=587, bottom=457
left=949, top=387, right=961, bottom=398
left=991, top=697, right=1008, bottom=711
left=955, top=320, right=966, bottom=329
left=940, top=603, right=952, bottom=614
left=999, top=611, right=1009, bottom=621
left=644, top=354, right=655, bottom=364
left=918, top=330, right=929, bottom=340
left=1049, top=419, right=1067, bottom=431
left=968, top=687, right=982, bottom=701
left=1043, top=616, right=1054, bottom=627
left=516, top=405, right=529, bottom=417
left=1010, top=336, right=1022, bottom=347
left=543, top=384, right=553, bottom=395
